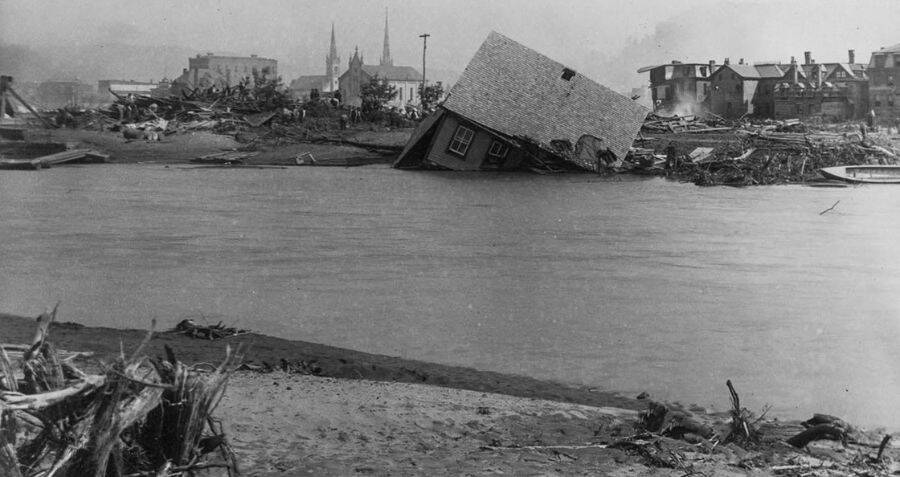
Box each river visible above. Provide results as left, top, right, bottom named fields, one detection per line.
left=1, top=164, right=898, bottom=428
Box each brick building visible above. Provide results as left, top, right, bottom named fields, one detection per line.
left=771, top=51, right=869, bottom=120
left=171, top=53, right=277, bottom=94
left=639, top=61, right=718, bottom=115
left=867, top=43, right=900, bottom=123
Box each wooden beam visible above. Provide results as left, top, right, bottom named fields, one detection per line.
left=6, top=86, right=55, bottom=129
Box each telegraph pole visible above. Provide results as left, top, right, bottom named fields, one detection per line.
left=419, top=33, right=430, bottom=107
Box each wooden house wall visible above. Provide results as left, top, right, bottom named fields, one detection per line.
left=425, top=114, right=523, bottom=171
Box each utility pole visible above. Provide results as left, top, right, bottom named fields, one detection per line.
left=419, top=33, right=430, bottom=107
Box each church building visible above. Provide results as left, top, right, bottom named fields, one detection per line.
left=289, top=24, right=342, bottom=100
left=338, top=12, right=423, bottom=108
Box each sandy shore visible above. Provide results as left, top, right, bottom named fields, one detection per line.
left=3, top=313, right=898, bottom=476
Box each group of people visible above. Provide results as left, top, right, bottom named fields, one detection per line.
left=280, top=105, right=307, bottom=124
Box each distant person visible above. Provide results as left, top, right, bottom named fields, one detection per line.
left=665, top=143, right=678, bottom=174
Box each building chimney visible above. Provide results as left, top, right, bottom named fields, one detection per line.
left=804, top=51, right=811, bottom=64
left=724, top=57, right=730, bottom=66
left=848, top=49, right=855, bottom=64
left=791, top=56, right=798, bottom=85
left=709, top=60, right=716, bottom=71
left=739, top=58, right=744, bottom=65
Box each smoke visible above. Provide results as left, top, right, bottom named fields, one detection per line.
left=580, top=0, right=898, bottom=95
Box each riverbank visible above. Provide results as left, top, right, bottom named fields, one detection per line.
left=5, top=124, right=413, bottom=166
left=1, top=312, right=897, bottom=475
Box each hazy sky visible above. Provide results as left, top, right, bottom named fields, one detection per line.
left=2, top=0, right=900, bottom=90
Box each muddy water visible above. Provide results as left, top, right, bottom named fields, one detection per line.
left=1, top=164, right=898, bottom=428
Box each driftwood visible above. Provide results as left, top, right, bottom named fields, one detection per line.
left=173, top=319, right=250, bottom=340
left=0, top=307, right=241, bottom=477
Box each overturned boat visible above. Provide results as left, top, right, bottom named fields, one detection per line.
left=819, top=165, right=900, bottom=183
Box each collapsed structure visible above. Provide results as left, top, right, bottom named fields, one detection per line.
left=394, top=32, right=650, bottom=172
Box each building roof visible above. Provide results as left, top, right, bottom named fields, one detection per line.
left=714, top=64, right=785, bottom=79
left=877, top=43, right=900, bottom=54
left=290, top=75, right=329, bottom=91
left=753, top=64, right=785, bottom=78
left=360, top=65, right=421, bottom=81
left=636, top=62, right=717, bottom=74
left=441, top=31, right=649, bottom=167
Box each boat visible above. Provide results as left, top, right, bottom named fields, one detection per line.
left=818, top=165, right=900, bottom=184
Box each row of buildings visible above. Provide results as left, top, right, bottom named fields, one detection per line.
left=23, top=11, right=425, bottom=110
left=166, top=12, right=425, bottom=109
left=643, top=44, right=900, bottom=122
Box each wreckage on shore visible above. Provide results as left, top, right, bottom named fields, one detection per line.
left=394, top=32, right=650, bottom=172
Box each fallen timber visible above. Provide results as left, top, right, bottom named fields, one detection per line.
left=0, top=306, right=240, bottom=476
left=632, top=118, right=900, bottom=186
left=0, top=149, right=107, bottom=170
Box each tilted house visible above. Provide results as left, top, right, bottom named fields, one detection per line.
left=394, top=32, right=649, bottom=172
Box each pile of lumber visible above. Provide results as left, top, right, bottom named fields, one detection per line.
left=643, top=121, right=900, bottom=186
left=641, top=113, right=732, bottom=134
left=0, top=306, right=240, bottom=476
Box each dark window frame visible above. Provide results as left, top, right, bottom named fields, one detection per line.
left=485, top=140, right=509, bottom=164
left=447, top=124, right=475, bottom=157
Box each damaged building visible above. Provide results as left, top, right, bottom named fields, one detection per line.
left=394, top=32, right=649, bottom=172
left=639, top=60, right=719, bottom=116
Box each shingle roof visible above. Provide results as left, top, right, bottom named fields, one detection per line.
left=360, top=65, right=421, bottom=81
left=726, top=65, right=762, bottom=78
left=441, top=31, right=649, bottom=167
left=714, top=64, right=785, bottom=79
left=754, top=64, right=785, bottom=78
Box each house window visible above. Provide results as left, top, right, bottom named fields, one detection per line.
left=448, top=125, right=475, bottom=156
left=486, top=140, right=509, bottom=164
left=399, top=88, right=403, bottom=101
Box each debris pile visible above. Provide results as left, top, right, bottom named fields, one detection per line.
left=632, top=117, right=900, bottom=186
left=0, top=306, right=240, bottom=476
left=627, top=380, right=899, bottom=476
left=172, top=319, right=250, bottom=340
left=640, top=112, right=732, bottom=134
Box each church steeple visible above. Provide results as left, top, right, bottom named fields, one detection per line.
left=325, top=23, right=341, bottom=91
left=328, top=23, right=338, bottom=61
left=380, top=9, right=393, bottom=66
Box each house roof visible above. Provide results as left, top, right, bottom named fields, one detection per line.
left=753, top=64, right=785, bottom=78
left=360, top=65, right=421, bottom=81
left=441, top=31, right=649, bottom=167
left=290, top=75, right=329, bottom=91
left=713, top=64, right=785, bottom=80
left=877, top=43, right=900, bottom=53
